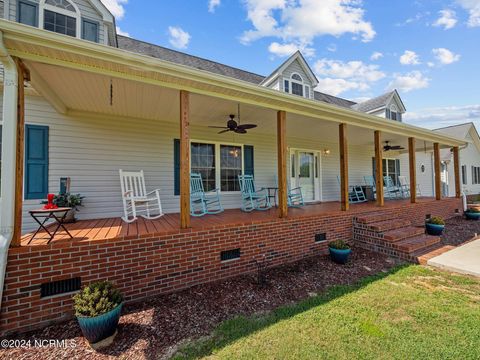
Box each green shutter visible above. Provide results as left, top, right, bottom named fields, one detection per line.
left=244, top=145, right=254, bottom=176
left=25, top=125, right=49, bottom=200
left=174, top=139, right=180, bottom=195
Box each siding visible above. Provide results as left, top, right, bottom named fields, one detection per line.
left=280, top=59, right=314, bottom=99
left=398, top=151, right=434, bottom=197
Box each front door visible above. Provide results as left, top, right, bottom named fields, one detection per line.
left=290, top=149, right=321, bottom=202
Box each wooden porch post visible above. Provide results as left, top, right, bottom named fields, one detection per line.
left=408, top=137, right=417, bottom=204
left=434, top=142, right=441, bottom=200
left=339, top=123, right=349, bottom=211
left=179, top=90, right=190, bottom=229
left=12, top=59, right=28, bottom=247
left=277, top=110, right=288, bottom=218
left=453, top=146, right=461, bottom=198
left=374, top=131, right=384, bottom=207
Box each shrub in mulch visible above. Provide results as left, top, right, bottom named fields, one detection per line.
left=0, top=248, right=399, bottom=360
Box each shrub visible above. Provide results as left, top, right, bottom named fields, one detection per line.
left=73, top=281, right=123, bottom=317
left=428, top=216, right=445, bottom=225
left=328, top=240, right=351, bottom=250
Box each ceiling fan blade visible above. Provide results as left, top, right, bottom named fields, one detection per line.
left=390, top=146, right=405, bottom=150
left=209, top=126, right=229, bottom=129
left=234, top=128, right=247, bottom=134
left=237, top=124, right=257, bottom=130
left=218, top=129, right=231, bottom=134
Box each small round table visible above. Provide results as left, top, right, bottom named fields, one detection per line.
left=28, top=207, right=73, bottom=244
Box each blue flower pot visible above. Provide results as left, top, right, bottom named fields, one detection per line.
left=425, top=223, right=444, bottom=236
left=329, top=247, right=352, bottom=264
left=465, top=211, right=480, bottom=220
left=77, top=303, right=122, bottom=344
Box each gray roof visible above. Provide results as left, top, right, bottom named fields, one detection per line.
left=351, top=91, right=395, bottom=113
left=314, top=91, right=356, bottom=108
left=434, top=123, right=473, bottom=140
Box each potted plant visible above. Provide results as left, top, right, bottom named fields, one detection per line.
left=425, top=216, right=445, bottom=235
left=73, top=281, right=123, bottom=349
left=465, top=208, right=480, bottom=220
left=43, top=193, right=84, bottom=223
left=328, top=240, right=352, bottom=264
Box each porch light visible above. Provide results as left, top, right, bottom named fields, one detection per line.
left=323, top=149, right=331, bottom=156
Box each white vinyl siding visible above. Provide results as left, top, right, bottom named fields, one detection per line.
left=281, top=59, right=313, bottom=99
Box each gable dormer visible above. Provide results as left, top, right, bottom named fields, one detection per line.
left=351, top=90, right=406, bottom=122
left=6, top=0, right=117, bottom=46
left=261, top=51, right=318, bottom=100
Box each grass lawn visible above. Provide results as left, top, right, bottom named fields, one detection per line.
left=174, top=265, right=480, bottom=359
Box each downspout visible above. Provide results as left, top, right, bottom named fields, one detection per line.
left=0, top=31, right=19, bottom=311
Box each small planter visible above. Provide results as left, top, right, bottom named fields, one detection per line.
left=465, top=211, right=480, bottom=220
left=329, top=247, right=352, bottom=264
left=77, top=303, right=122, bottom=347
left=63, top=209, right=77, bottom=223
left=425, top=222, right=444, bottom=236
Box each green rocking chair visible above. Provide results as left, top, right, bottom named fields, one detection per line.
left=238, top=175, right=272, bottom=212
left=190, top=173, right=224, bottom=216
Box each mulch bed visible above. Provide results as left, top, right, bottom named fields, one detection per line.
left=441, top=216, right=480, bottom=246
left=0, top=248, right=399, bottom=360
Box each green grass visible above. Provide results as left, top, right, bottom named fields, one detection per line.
left=174, top=266, right=480, bottom=360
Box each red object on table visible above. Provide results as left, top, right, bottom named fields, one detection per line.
left=43, top=193, right=58, bottom=210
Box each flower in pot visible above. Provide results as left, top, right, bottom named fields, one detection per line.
left=425, top=216, right=445, bottom=236
left=328, top=240, right=352, bottom=264
left=465, top=208, right=480, bottom=220
left=73, top=281, right=123, bottom=349
left=43, top=193, right=84, bottom=223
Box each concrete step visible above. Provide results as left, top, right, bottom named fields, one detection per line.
left=394, top=235, right=441, bottom=254
left=414, top=244, right=455, bottom=265
left=383, top=226, right=425, bottom=242
left=362, top=219, right=412, bottom=232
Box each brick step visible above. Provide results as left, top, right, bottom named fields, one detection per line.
left=383, top=226, right=425, bottom=242
left=394, top=235, right=441, bottom=254
left=413, top=244, right=455, bottom=265
left=360, top=219, right=412, bottom=232
left=355, top=213, right=396, bottom=224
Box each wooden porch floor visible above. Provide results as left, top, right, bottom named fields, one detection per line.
left=22, top=198, right=439, bottom=246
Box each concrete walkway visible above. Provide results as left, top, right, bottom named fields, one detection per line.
left=428, top=239, right=480, bottom=277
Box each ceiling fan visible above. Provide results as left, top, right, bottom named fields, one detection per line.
left=383, top=141, right=405, bottom=152
left=208, top=105, right=257, bottom=134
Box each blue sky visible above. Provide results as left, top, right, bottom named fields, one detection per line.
left=104, top=0, right=480, bottom=130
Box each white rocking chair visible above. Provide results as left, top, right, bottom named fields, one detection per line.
left=119, top=169, right=163, bottom=223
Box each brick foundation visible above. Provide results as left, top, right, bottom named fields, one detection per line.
left=1, top=198, right=462, bottom=335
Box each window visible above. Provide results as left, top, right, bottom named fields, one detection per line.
left=40, top=0, right=80, bottom=38
left=284, top=73, right=310, bottom=99
left=472, top=166, right=480, bottom=185
left=462, top=165, right=467, bottom=185
left=82, top=19, right=98, bottom=42
left=190, top=142, right=243, bottom=192
left=18, top=1, right=38, bottom=26
left=284, top=79, right=290, bottom=93
left=291, top=82, right=304, bottom=97
left=386, top=105, right=402, bottom=122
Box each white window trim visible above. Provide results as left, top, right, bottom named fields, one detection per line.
left=283, top=72, right=311, bottom=99
left=190, top=139, right=245, bottom=194
left=383, top=158, right=400, bottom=184
left=39, top=0, right=82, bottom=39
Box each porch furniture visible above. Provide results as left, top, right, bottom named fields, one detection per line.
left=28, top=207, right=73, bottom=244
left=364, top=176, right=377, bottom=194
left=238, top=175, right=272, bottom=212
left=397, top=175, right=410, bottom=198
left=119, top=170, right=163, bottom=223
left=190, top=173, right=224, bottom=216
left=383, top=176, right=402, bottom=199
left=266, top=187, right=278, bottom=207
left=288, top=186, right=304, bottom=207
left=337, top=176, right=367, bottom=203
left=360, top=185, right=375, bottom=201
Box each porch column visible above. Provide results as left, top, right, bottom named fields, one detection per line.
left=434, top=142, right=441, bottom=200
left=408, top=137, right=417, bottom=204
left=453, top=146, right=461, bottom=198
left=277, top=110, right=288, bottom=218
left=12, top=59, right=28, bottom=247
left=339, top=123, right=349, bottom=211
left=179, top=90, right=190, bottom=229
left=374, top=131, right=384, bottom=206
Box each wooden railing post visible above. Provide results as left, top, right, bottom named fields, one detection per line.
left=374, top=131, right=384, bottom=207
left=434, top=142, right=441, bottom=200
left=339, top=123, right=349, bottom=211
left=277, top=110, right=287, bottom=218
left=453, top=146, right=461, bottom=198
left=179, top=90, right=190, bottom=229
left=408, top=137, right=417, bottom=204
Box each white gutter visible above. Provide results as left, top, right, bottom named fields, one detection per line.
left=0, top=31, right=18, bottom=311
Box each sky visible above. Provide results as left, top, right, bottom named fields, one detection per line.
left=102, top=0, right=480, bottom=131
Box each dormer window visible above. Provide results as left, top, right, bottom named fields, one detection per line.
left=386, top=104, right=402, bottom=122
left=39, top=0, right=80, bottom=37
left=283, top=73, right=311, bottom=99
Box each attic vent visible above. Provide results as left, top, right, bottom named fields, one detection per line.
left=40, top=277, right=81, bottom=298
left=220, top=248, right=241, bottom=262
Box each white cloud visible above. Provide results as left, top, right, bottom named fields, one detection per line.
left=456, top=0, right=480, bottom=27
left=432, top=48, right=461, bottom=65
left=116, top=26, right=130, bottom=37
left=400, top=50, right=421, bottom=65
left=387, top=71, right=430, bottom=93
left=101, top=0, right=128, bottom=19
left=314, top=58, right=385, bottom=95
left=433, top=9, right=458, bottom=29
left=327, top=43, right=337, bottom=52
left=240, top=0, right=375, bottom=46
left=268, top=42, right=315, bottom=57
left=370, top=51, right=383, bottom=61
left=208, top=0, right=221, bottom=13
left=168, top=26, right=191, bottom=49
left=403, top=104, right=480, bottom=129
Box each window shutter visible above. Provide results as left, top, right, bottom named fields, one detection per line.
left=386, top=108, right=391, bottom=119
left=372, top=157, right=376, bottom=180
left=25, top=125, right=49, bottom=200
left=244, top=145, right=254, bottom=176
left=174, top=139, right=180, bottom=196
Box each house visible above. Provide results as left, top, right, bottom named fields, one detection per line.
left=0, top=0, right=466, bottom=335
